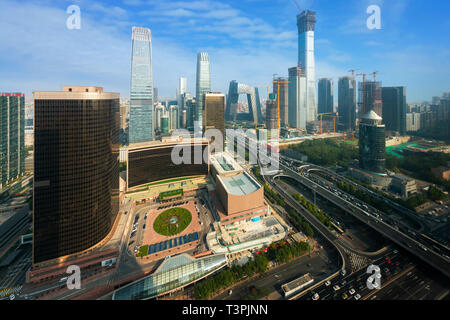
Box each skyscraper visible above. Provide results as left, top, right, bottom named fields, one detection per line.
left=318, top=78, right=334, bottom=114
left=129, top=27, right=154, bottom=143
left=0, top=93, right=25, bottom=189
left=297, top=10, right=317, bottom=122
left=265, top=95, right=278, bottom=130
left=382, top=86, right=407, bottom=135
left=169, top=105, right=179, bottom=131
left=359, top=110, right=385, bottom=174
left=338, top=76, right=356, bottom=131
left=196, top=52, right=211, bottom=129
left=359, top=81, right=382, bottom=118
left=288, top=66, right=307, bottom=129
left=273, top=77, right=289, bottom=127
left=33, top=86, right=119, bottom=264
left=203, top=92, right=225, bottom=147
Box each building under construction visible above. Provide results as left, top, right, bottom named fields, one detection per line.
left=358, top=81, right=382, bottom=118
left=265, top=95, right=278, bottom=130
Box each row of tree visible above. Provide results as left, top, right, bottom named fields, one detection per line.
left=292, top=193, right=333, bottom=229
left=283, top=138, right=358, bottom=167
left=193, top=240, right=309, bottom=300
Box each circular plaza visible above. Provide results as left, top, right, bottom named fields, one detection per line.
left=153, top=207, right=192, bottom=236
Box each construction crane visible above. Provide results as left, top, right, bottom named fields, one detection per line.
left=272, top=78, right=290, bottom=137
left=318, top=112, right=337, bottom=135
left=348, top=69, right=357, bottom=77
left=291, top=0, right=302, bottom=12
left=372, top=70, right=379, bottom=81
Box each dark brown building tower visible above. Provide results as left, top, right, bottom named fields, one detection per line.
left=33, top=86, right=120, bottom=264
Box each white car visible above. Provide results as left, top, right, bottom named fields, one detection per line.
left=349, top=288, right=356, bottom=295
left=325, top=280, right=331, bottom=286
left=312, top=293, right=319, bottom=300
left=333, top=285, right=340, bottom=292
left=354, top=294, right=361, bottom=300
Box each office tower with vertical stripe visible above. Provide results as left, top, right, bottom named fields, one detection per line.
left=196, top=52, right=211, bottom=130
left=338, top=76, right=356, bottom=131
left=297, top=10, right=317, bottom=123
left=129, top=27, right=154, bottom=143
left=0, top=93, right=25, bottom=189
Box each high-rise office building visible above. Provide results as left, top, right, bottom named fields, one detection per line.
left=273, top=77, right=289, bottom=127
left=358, top=81, right=382, bottom=117
left=196, top=52, right=211, bottom=130
left=382, top=86, right=407, bottom=135
left=338, top=76, right=356, bottom=131
left=129, top=27, right=154, bottom=143
left=203, top=92, right=225, bottom=145
left=169, top=105, right=179, bottom=131
left=288, top=66, right=307, bottom=129
left=359, top=110, right=385, bottom=174
left=33, top=86, right=119, bottom=264
left=155, top=104, right=164, bottom=131
left=153, top=88, right=158, bottom=103
left=318, top=78, right=334, bottom=114
left=297, top=10, right=317, bottom=123
left=0, top=93, right=25, bottom=189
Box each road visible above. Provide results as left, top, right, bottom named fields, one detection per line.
left=215, top=246, right=337, bottom=300
left=277, top=162, right=450, bottom=278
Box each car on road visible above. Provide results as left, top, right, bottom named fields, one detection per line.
left=341, top=293, right=348, bottom=300
left=340, top=280, right=347, bottom=286
left=349, top=288, right=356, bottom=295
left=340, top=269, right=346, bottom=276
left=312, top=293, right=319, bottom=300
left=325, top=280, right=331, bottom=286
left=333, top=285, right=340, bottom=292
left=142, top=224, right=146, bottom=229
left=354, top=294, right=361, bottom=300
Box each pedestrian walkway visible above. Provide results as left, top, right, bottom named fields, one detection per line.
left=342, top=248, right=372, bottom=272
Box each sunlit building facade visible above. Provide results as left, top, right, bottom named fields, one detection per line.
left=129, top=27, right=154, bottom=143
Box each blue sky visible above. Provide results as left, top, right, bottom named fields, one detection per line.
left=0, top=0, right=449, bottom=103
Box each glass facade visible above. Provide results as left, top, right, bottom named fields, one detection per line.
left=195, top=52, right=211, bottom=130
left=112, top=254, right=227, bottom=300
left=318, top=78, right=334, bottom=114
left=288, top=67, right=307, bottom=129
left=382, top=86, right=407, bottom=135
left=359, top=112, right=386, bottom=173
left=130, top=27, right=154, bottom=143
left=203, top=93, right=225, bottom=144
left=0, top=93, right=25, bottom=188
left=338, top=76, right=356, bottom=131
left=127, top=142, right=209, bottom=188
left=297, top=11, right=317, bottom=123
left=33, top=90, right=120, bottom=264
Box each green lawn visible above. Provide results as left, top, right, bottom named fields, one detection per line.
left=153, top=207, right=192, bottom=236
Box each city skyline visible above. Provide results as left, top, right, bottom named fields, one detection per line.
left=0, top=0, right=449, bottom=103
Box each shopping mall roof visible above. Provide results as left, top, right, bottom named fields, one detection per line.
left=112, top=254, right=227, bottom=300
left=217, top=172, right=261, bottom=196
left=210, top=152, right=244, bottom=176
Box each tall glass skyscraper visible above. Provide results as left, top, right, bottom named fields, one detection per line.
left=318, top=78, right=334, bottom=114
left=338, top=76, right=356, bottom=131
left=129, top=27, right=154, bottom=143
left=0, top=93, right=25, bottom=189
left=297, top=11, right=317, bottom=123
left=196, top=52, right=211, bottom=130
